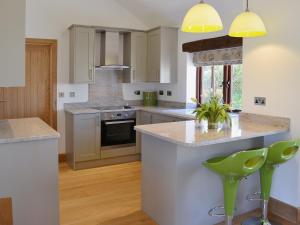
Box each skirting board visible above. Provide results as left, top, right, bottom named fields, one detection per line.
left=0, top=198, right=13, bottom=225
left=59, top=153, right=66, bottom=163
left=269, top=197, right=300, bottom=224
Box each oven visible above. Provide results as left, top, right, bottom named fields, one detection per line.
left=101, top=111, right=136, bottom=147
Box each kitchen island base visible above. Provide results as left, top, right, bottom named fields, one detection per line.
left=142, top=134, right=267, bottom=225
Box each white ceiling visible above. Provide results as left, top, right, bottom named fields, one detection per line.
left=115, top=0, right=244, bottom=29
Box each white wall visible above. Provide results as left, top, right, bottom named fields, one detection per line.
left=243, top=0, right=300, bottom=207
left=157, top=0, right=243, bottom=103
left=25, top=0, right=151, bottom=153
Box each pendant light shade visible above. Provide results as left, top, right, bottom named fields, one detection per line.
left=181, top=1, right=223, bottom=33
left=229, top=0, right=267, bottom=37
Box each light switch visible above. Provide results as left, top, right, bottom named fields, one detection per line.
left=58, top=92, right=64, bottom=98
left=69, top=92, right=76, bottom=98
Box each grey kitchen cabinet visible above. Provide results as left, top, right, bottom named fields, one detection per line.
left=69, top=26, right=95, bottom=83
left=65, top=112, right=101, bottom=168
left=147, top=27, right=178, bottom=83
left=136, top=111, right=187, bottom=153
left=123, top=32, right=148, bottom=83
left=0, top=0, right=25, bottom=87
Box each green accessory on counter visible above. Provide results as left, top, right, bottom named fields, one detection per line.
left=143, top=91, right=158, bottom=106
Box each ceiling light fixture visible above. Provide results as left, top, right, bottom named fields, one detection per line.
left=181, top=0, right=223, bottom=33
left=229, top=0, right=267, bottom=37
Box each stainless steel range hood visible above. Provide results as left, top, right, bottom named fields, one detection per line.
left=96, top=31, right=129, bottom=70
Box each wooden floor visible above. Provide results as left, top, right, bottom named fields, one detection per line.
left=59, top=162, right=291, bottom=225
left=59, top=162, right=156, bottom=225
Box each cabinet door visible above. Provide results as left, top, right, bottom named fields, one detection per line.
left=0, top=0, right=25, bottom=87
left=74, top=113, right=100, bottom=162
left=138, top=111, right=152, bottom=125
left=147, top=29, right=161, bottom=82
left=151, top=114, right=185, bottom=124
left=70, top=27, right=95, bottom=83
left=131, top=32, right=147, bottom=82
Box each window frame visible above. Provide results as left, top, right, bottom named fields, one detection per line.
left=196, top=65, right=233, bottom=105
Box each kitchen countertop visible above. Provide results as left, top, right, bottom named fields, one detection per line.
left=135, top=113, right=290, bottom=147
left=0, top=117, right=60, bottom=144
left=64, top=104, right=196, bottom=119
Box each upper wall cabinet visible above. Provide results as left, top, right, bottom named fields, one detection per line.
left=69, top=26, right=95, bottom=84
left=0, top=0, right=25, bottom=87
left=147, top=27, right=178, bottom=83
left=123, top=32, right=148, bottom=83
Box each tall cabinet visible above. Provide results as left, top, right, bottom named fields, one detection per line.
left=123, top=32, right=148, bottom=83
left=69, top=26, right=95, bottom=83
left=147, top=27, right=178, bottom=83
left=0, top=0, right=25, bottom=87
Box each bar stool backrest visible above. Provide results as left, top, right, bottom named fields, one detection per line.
left=266, top=140, right=299, bottom=165
left=204, top=148, right=268, bottom=178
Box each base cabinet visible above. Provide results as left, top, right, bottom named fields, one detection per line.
left=136, top=111, right=188, bottom=153
left=65, top=112, right=101, bottom=168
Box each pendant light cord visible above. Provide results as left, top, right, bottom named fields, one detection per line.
left=246, top=0, right=250, bottom=11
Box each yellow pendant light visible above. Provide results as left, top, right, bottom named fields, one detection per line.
left=181, top=0, right=223, bottom=33
left=229, top=0, right=267, bottom=37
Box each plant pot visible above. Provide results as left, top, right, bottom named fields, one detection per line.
left=208, top=122, right=219, bottom=129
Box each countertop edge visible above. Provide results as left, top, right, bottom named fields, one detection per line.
left=135, top=127, right=289, bottom=148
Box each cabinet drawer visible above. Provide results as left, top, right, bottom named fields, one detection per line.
left=101, top=145, right=136, bottom=159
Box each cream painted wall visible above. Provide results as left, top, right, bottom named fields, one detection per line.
left=243, top=0, right=300, bottom=207
left=25, top=0, right=151, bottom=153
left=157, top=0, right=243, bottom=103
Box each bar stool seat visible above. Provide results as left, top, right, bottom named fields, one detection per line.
left=243, top=140, right=299, bottom=225
left=204, top=148, right=268, bottom=225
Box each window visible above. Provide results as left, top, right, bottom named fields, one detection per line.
left=196, top=64, right=243, bottom=109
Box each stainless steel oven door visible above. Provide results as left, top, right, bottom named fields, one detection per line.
left=101, top=119, right=136, bottom=147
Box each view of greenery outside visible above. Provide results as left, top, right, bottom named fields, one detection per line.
left=201, top=64, right=243, bottom=109
left=231, top=64, right=243, bottom=110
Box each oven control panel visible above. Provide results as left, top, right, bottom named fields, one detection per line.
left=101, top=110, right=136, bottom=121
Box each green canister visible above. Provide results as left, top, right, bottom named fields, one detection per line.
left=143, top=91, right=158, bottom=106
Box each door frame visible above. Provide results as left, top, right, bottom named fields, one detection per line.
left=26, top=38, right=58, bottom=130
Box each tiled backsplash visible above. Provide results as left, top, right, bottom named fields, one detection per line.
left=89, top=70, right=123, bottom=101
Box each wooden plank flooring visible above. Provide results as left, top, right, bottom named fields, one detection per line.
left=59, top=162, right=156, bottom=225
left=59, top=162, right=291, bottom=225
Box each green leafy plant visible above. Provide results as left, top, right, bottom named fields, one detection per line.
left=192, top=95, right=231, bottom=129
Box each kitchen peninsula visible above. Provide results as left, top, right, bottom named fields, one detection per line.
left=135, top=113, right=289, bottom=225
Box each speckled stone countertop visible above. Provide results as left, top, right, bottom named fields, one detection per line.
left=135, top=113, right=290, bottom=147
left=64, top=103, right=196, bottom=119
left=0, top=118, right=60, bottom=144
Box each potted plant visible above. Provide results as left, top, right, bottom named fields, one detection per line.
left=192, top=95, right=231, bottom=129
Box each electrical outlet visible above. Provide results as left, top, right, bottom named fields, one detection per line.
left=69, top=92, right=76, bottom=98
left=167, top=90, right=172, bottom=96
left=254, top=97, right=266, bottom=106
left=134, top=90, right=140, bottom=95
left=58, top=92, right=64, bottom=98
left=159, top=90, right=164, bottom=95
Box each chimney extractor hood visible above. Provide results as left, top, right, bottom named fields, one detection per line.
left=96, top=31, right=129, bottom=70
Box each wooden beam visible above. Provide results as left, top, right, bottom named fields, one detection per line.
left=182, top=35, right=243, bottom=53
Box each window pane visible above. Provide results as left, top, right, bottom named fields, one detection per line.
left=231, top=64, right=243, bottom=109
left=202, top=66, right=224, bottom=103
left=202, top=66, right=212, bottom=103
left=214, top=65, right=224, bottom=101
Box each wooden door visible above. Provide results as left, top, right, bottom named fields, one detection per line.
left=0, top=39, right=57, bottom=129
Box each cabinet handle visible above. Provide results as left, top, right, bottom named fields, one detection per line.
left=156, top=70, right=160, bottom=82
left=88, top=66, right=93, bottom=81
left=132, top=69, right=136, bottom=81
left=0, top=100, right=8, bottom=102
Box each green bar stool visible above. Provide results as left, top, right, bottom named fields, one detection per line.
left=243, top=140, right=299, bottom=225
left=203, top=148, right=268, bottom=225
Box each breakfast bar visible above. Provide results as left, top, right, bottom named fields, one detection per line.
left=135, top=113, right=289, bottom=225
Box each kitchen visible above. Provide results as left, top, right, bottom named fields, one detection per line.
left=0, top=0, right=299, bottom=225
